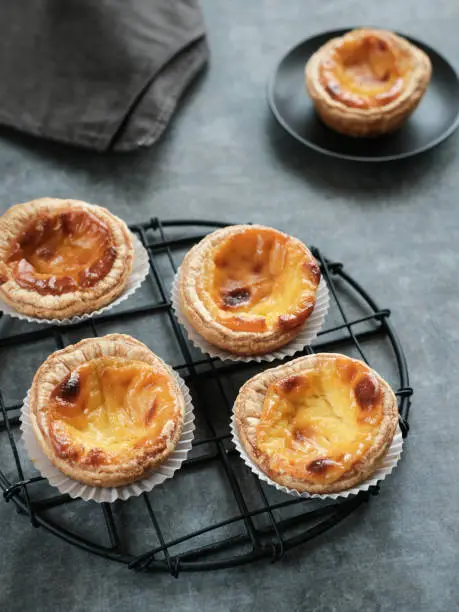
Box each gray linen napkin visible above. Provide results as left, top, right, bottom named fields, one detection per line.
left=0, top=0, right=208, bottom=151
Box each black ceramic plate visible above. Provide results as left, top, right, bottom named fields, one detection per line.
left=268, top=29, right=459, bottom=161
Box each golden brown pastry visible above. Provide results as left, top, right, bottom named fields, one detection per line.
left=234, top=353, right=398, bottom=493
left=0, top=198, right=134, bottom=319
left=305, top=28, right=432, bottom=137
left=178, top=225, right=321, bottom=356
left=29, top=334, right=186, bottom=487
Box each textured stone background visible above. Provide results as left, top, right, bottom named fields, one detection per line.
left=1, top=1, right=458, bottom=611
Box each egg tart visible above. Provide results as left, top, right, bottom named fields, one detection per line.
left=0, top=198, right=134, bottom=319
left=29, top=334, right=186, bottom=487
left=234, top=353, right=398, bottom=493
left=305, top=28, right=432, bottom=137
left=178, top=225, right=321, bottom=356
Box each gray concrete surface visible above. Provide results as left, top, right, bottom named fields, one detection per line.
left=1, top=1, right=459, bottom=611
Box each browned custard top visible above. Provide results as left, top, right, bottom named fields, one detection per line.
left=200, top=227, right=320, bottom=333
left=319, top=30, right=410, bottom=109
left=46, top=357, right=181, bottom=466
left=6, top=210, right=116, bottom=295
left=256, top=356, right=385, bottom=485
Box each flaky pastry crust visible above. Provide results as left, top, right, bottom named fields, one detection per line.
left=234, top=353, right=398, bottom=493
left=0, top=198, right=134, bottom=319
left=305, top=28, right=432, bottom=137
left=29, top=334, right=186, bottom=487
left=178, top=225, right=321, bottom=356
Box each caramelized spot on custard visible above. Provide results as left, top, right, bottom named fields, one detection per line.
left=35, top=246, right=54, bottom=260
left=278, top=301, right=314, bottom=331
left=319, top=30, right=409, bottom=109
left=354, top=373, right=381, bottom=410
left=222, top=287, right=251, bottom=308
left=338, top=361, right=358, bottom=384
left=203, top=228, right=319, bottom=333
left=279, top=375, right=303, bottom=394
left=6, top=210, right=116, bottom=295
left=307, top=458, right=336, bottom=474
left=54, top=371, right=81, bottom=403
left=255, top=357, right=386, bottom=485
left=46, top=357, right=180, bottom=466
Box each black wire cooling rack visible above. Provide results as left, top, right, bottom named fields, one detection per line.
left=0, top=218, right=412, bottom=575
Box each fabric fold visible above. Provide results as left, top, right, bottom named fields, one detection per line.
left=0, top=0, right=208, bottom=150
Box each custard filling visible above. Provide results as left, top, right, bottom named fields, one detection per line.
left=46, top=357, right=180, bottom=466
left=201, top=228, right=320, bottom=333
left=256, top=360, right=383, bottom=484
left=6, top=210, right=116, bottom=295
left=319, top=30, right=409, bottom=109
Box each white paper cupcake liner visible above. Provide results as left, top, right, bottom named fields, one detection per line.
left=0, top=232, right=149, bottom=326
left=171, top=270, right=329, bottom=363
left=20, top=372, right=195, bottom=503
left=231, top=413, right=403, bottom=500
